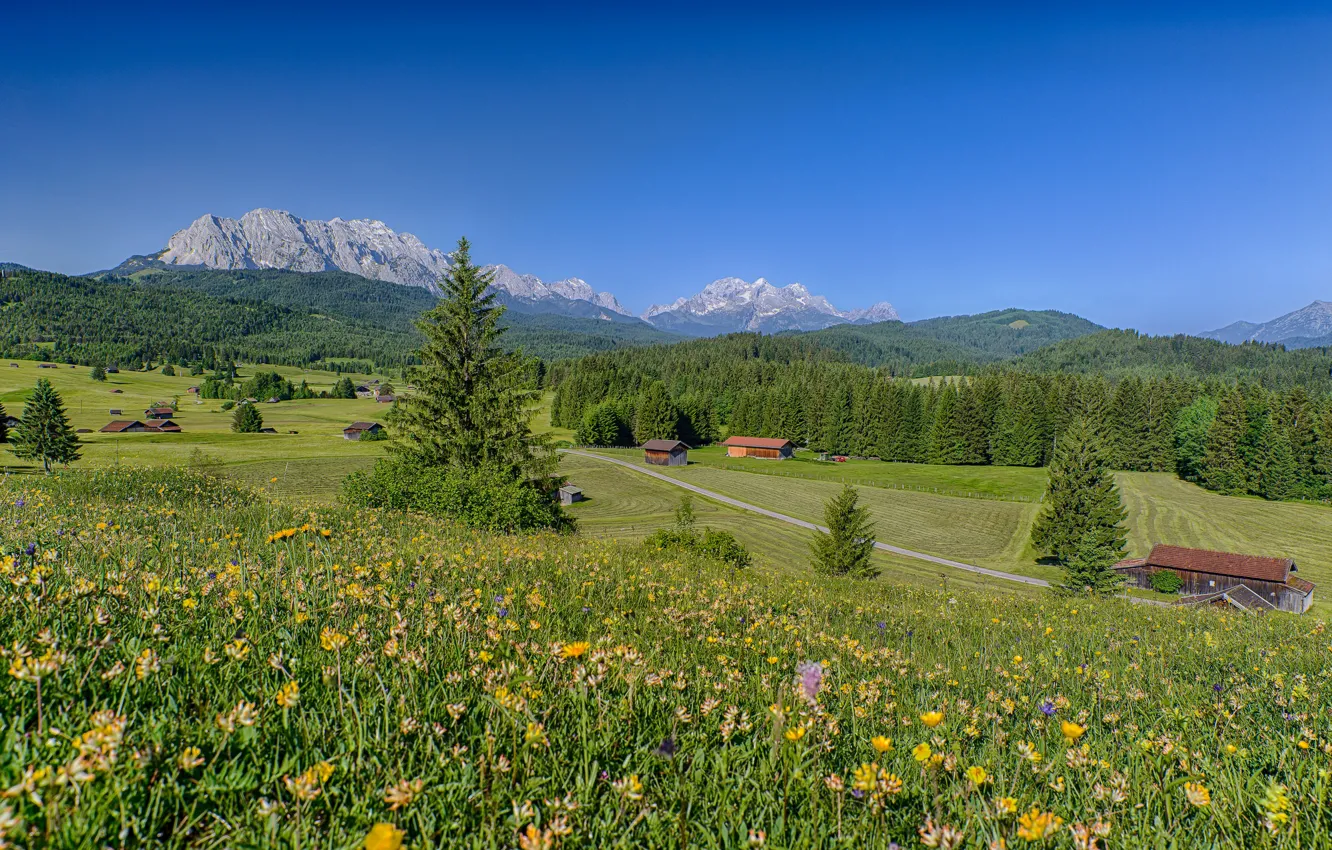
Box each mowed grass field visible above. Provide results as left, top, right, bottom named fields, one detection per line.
left=0, top=360, right=389, bottom=499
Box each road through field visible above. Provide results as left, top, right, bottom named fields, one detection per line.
left=562, top=449, right=1052, bottom=589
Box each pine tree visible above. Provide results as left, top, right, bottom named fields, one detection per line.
left=1200, top=389, right=1248, bottom=494
left=90, top=365, right=107, bottom=382
left=1260, top=426, right=1299, bottom=501
left=1173, top=396, right=1218, bottom=481
left=810, top=485, right=878, bottom=578
left=1315, top=401, right=1332, bottom=497
left=633, top=382, right=678, bottom=443
left=232, top=403, right=264, bottom=433
left=1062, top=529, right=1126, bottom=594
left=1029, top=417, right=1127, bottom=567
left=390, top=237, right=550, bottom=480
left=9, top=379, right=81, bottom=474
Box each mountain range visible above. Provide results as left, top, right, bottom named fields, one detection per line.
left=124, top=209, right=899, bottom=336
left=1201, top=301, right=1332, bottom=349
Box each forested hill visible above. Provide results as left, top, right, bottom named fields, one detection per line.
left=1009, top=329, right=1332, bottom=390
left=796, top=308, right=1102, bottom=373
left=0, top=268, right=421, bottom=368
left=98, top=266, right=681, bottom=360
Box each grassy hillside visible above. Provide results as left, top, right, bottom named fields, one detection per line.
left=2, top=466, right=1328, bottom=847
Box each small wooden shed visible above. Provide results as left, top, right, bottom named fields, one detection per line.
left=721, top=436, right=795, bottom=460
left=343, top=421, right=384, bottom=441
left=642, top=439, right=689, bottom=466
left=558, top=485, right=584, bottom=505
left=1115, top=544, right=1314, bottom=614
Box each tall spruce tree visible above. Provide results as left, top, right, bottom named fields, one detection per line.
left=810, top=484, right=879, bottom=578
left=9, top=379, right=81, bottom=474
left=1062, top=529, right=1126, bottom=594
left=633, top=382, right=679, bottom=443
left=1200, top=389, right=1249, bottom=494
left=1260, top=426, right=1299, bottom=501
left=1029, top=417, right=1127, bottom=568
left=391, top=237, right=550, bottom=480
left=231, top=402, right=263, bottom=433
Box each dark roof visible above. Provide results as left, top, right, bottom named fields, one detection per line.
left=1113, top=557, right=1148, bottom=569
left=559, top=485, right=583, bottom=494
left=722, top=436, right=794, bottom=449
left=642, top=439, right=688, bottom=452
left=145, top=407, right=174, bottom=415
left=1287, top=576, right=1315, bottom=595
left=1145, top=544, right=1293, bottom=583
left=100, top=420, right=142, bottom=432
left=144, top=420, right=179, bottom=431
left=344, top=421, right=381, bottom=431
left=1179, top=585, right=1276, bottom=612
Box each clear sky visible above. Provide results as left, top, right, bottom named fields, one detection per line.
left=2, top=2, right=1329, bottom=333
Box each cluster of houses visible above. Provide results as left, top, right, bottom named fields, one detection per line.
left=99, top=406, right=182, bottom=434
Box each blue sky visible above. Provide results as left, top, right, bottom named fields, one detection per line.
left=2, top=2, right=1329, bottom=333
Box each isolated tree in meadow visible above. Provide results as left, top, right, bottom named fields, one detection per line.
left=1029, top=417, right=1127, bottom=569
left=391, top=237, right=550, bottom=480
left=231, top=403, right=263, bottom=434
left=810, top=484, right=879, bottom=579
left=1062, top=528, right=1125, bottom=594
left=9, top=379, right=81, bottom=474
left=89, top=364, right=107, bottom=382
left=331, top=376, right=357, bottom=399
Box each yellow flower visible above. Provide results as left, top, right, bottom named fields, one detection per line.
left=995, top=796, right=1018, bottom=816
left=851, top=762, right=878, bottom=792
left=1060, top=720, right=1085, bottom=743
left=965, top=765, right=988, bottom=786
left=766, top=656, right=779, bottom=665
left=320, top=627, right=349, bottom=652
left=364, top=823, right=405, bottom=850
left=870, top=735, right=893, bottom=753
left=912, top=742, right=933, bottom=763
left=1224, top=743, right=1238, bottom=755
left=177, top=746, right=204, bottom=770
left=1016, top=807, right=1063, bottom=841
left=1184, top=782, right=1210, bottom=808
left=920, top=710, right=944, bottom=728
left=275, top=681, right=300, bottom=708
left=785, top=725, right=807, bottom=742
left=560, top=642, right=591, bottom=659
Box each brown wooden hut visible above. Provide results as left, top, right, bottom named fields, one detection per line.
left=1115, top=544, right=1314, bottom=614
left=642, top=439, right=689, bottom=466
left=721, top=436, right=795, bottom=460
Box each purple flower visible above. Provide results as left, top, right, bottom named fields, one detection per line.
left=653, top=736, right=677, bottom=758
left=1213, top=683, right=1223, bottom=693
left=497, top=607, right=508, bottom=618
left=14, top=499, right=23, bottom=508
left=24, top=543, right=36, bottom=557
left=876, top=621, right=886, bottom=631
left=1040, top=701, right=1056, bottom=716
left=494, top=595, right=504, bottom=604
left=581, top=606, right=591, bottom=614
left=796, top=661, right=824, bottom=705
left=851, top=788, right=864, bottom=799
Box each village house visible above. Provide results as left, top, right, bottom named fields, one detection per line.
left=342, top=421, right=384, bottom=441
left=642, top=439, right=689, bottom=466
left=1115, top=544, right=1314, bottom=614
left=721, top=436, right=795, bottom=460
left=144, top=406, right=174, bottom=420
left=100, top=419, right=182, bottom=434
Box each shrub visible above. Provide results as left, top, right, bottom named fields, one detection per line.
left=342, top=459, right=571, bottom=533
left=232, top=403, right=264, bottom=433
left=1150, top=569, right=1184, bottom=594
left=220, top=400, right=235, bottom=411
left=699, top=529, right=753, bottom=570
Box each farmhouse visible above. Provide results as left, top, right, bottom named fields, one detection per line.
left=376, top=394, right=397, bottom=404
left=721, top=436, right=795, bottom=460
left=144, top=407, right=174, bottom=419
left=342, top=421, right=384, bottom=440
left=642, top=439, right=689, bottom=466
left=1115, top=544, right=1315, bottom=614
left=100, top=419, right=182, bottom=434
left=558, top=485, right=584, bottom=505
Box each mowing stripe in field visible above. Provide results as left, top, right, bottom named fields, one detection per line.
left=561, top=449, right=1051, bottom=589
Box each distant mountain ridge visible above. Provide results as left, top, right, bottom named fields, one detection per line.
left=1201, top=301, right=1332, bottom=348
left=122, top=209, right=901, bottom=336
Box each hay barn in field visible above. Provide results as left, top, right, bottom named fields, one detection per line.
left=343, top=422, right=383, bottom=440
left=721, top=436, right=795, bottom=460
left=1115, top=544, right=1314, bottom=614
left=642, top=439, right=689, bottom=466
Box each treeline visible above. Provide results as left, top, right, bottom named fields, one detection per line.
left=550, top=337, right=1332, bottom=502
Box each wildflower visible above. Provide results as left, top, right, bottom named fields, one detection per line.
left=135, top=648, right=161, bottom=680
left=613, top=774, right=644, bottom=801
left=918, top=817, right=964, bottom=849
left=785, top=725, right=807, bottom=742
left=913, top=742, right=933, bottom=763
left=1017, top=808, right=1063, bottom=841
left=851, top=762, right=878, bottom=792
left=1059, top=721, right=1085, bottom=743
left=363, top=823, right=405, bottom=850
left=383, top=778, right=425, bottom=810
left=223, top=638, right=250, bottom=661
left=1039, top=701, right=1055, bottom=717
left=871, top=735, right=893, bottom=753
left=994, top=796, right=1018, bottom=816
left=525, top=722, right=549, bottom=748
left=748, top=829, right=767, bottom=847
left=795, top=661, right=824, bottom=704
left=652, top=736, right=677, bottom=758
left=560, top=641, right=591, bottom=659
left=966, top=765, right=989, bottom=787
left=1069, top=820, right=1111, bottom=850
left=518, top=824, right=553, bottom=850
left=275, top=681, right=300, bottom=708
left=320, top=627, right=349, bottom=652
left=1260, top=782, right=1290, bottom=834
left=920, top=710, right=945, bottom=728
left=177, top=747, right=204, bottom=770
left=1183, top=782, right=1210, bottom=808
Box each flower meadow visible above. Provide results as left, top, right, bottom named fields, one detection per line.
left=1, top=468, right=1330, bottom=848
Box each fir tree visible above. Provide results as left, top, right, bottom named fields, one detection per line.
left=90, top=364, right=107, bottom=382
left=231, top=403, right=264, bottom=433
left=1260, top=426, right=1299, bottom=501
left=633, top=382, right=678, bottom=443
left=1200, top=389, right=1249, bottom=494
left=1315, top=402, right=1332, bottom=496
left=810, top=485, right=878, bottom=578
left=9, top=379, right=81, bottom=474
left=1173, top=396, right=1218, bottom=482
left=1029, top=417, right=1127, bottom=567
left=390, top=237, right=550, bottom=480
left=1062, top=529, right=1126, bottom=594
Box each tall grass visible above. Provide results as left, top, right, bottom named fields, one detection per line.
left=0, top=469, right=1328, bottom=847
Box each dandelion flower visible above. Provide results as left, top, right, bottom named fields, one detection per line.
left=1184, top=782, right=1210, bottom=808
left=1060, top=720, right=1085, bottom=743
left=364, top=823, right=405, bottom=850
left=912, top=742, right=933, bottom=763
left=870, top=735, right=893, bottom=753
left=965, top=765, right=988, bottom=786
left=920, top=710, right=945, bottom=728
left=560, top=642, right=590, bottom=659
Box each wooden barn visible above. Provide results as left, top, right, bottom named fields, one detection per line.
left=101, top=419, right=182, bottom=434
left=144, top=407, right=174, bottom=420
left=642, top=439, right=689, bottom=466
left=1115, top=544, right=1314, bottom=614
left=343, top=421, right=384, bottom=441
left=721, top=436, right=795, bottom=460
left=558, top=485, right=584, bottom=505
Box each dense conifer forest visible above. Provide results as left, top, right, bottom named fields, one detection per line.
left=548, top=333, right=1332, bottom=503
